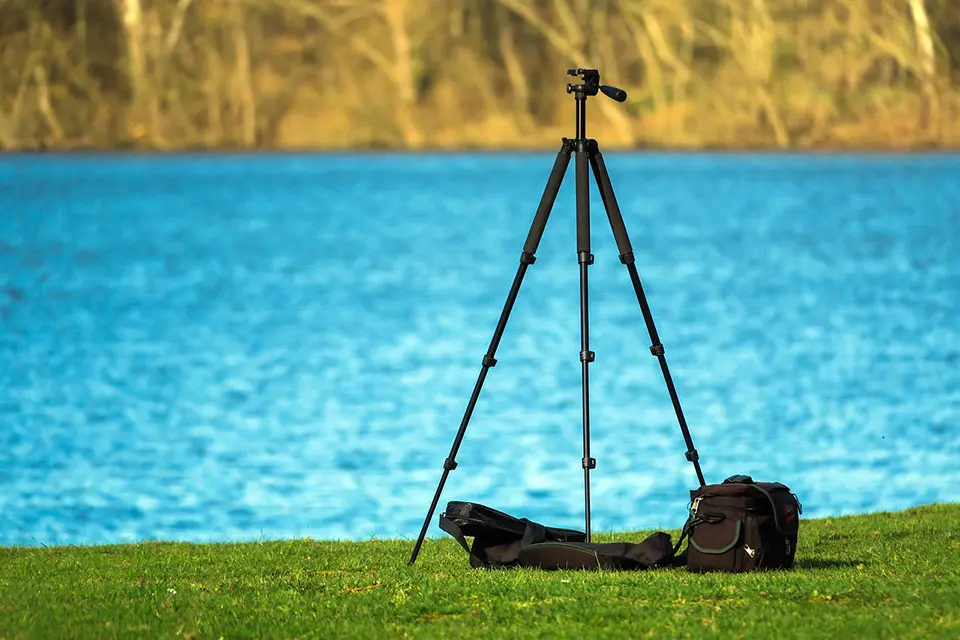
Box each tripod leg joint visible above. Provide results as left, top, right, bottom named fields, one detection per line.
left=482, top=355, right=498, bottom=368
left=520, top=251, right=537, bottom=265
left=649, top=344, right=665, bottom=357
left=578, top=251, right=594, bottom=265
left=443, top=458, right=459, bottom=471
left=582, top=457, right=597, bottom=470
left=580, top=350, right=595, bottom=363
left=619, top=252, right=635, bottom=265
left=685, top=450, right=699, bottom=463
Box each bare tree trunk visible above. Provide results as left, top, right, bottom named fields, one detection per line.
left=144, top=7, right=168, bottom=146
left=165, top=0, right=194, bottom=55
left=622, top=10, right=666, bottom=114
left=33, top=63, right=65, bottom=143
left=383, top=0, right=423, bottom=147
left=640, top=10, right=692, bottom=140
left=0, top=58, right=34, bottom=147
left=757, top=87, right=789, bottom=148
left=232, top=1, right=256, bottom=148
left=7, top=11, right=42, bottom=147
left=116, top=0, right=150, bottom=140
left=499, top=18, right=533, bottom=131
left=907, top=0, right=939, bottom=134
left=204, top=42, right=225, bottom=147
left=76, top=0, right=87, bottom=61
left=676, top=14, right=695, bottom=139
left=450, top=3, right=464, bottom=38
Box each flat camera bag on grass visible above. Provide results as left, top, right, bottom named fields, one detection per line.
left=682, top=476, right=802, bottom=573
left=439, top=501, right=586, bottom=568
left=440, top=501, right=680, bottom=570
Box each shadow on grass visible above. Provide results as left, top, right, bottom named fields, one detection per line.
left=795, top=558, right=865, bottom=569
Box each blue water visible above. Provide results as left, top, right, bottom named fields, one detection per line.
left=1, top=152, right=958, bottom=547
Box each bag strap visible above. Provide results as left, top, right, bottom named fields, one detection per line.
left=672, top=519, right=692, bottom=556
left=520, top=519, right=547, bottom=548
left=519, top=532, right=678, bottom=570
left=439, top=513, right=472, bottom=555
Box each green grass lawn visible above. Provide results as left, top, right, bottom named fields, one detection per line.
left=1, top=503, right=958, bottom=639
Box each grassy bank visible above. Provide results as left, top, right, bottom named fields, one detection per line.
left=1, top=504, right=958, bottom=639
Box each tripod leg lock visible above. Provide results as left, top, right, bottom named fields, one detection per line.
left=578, top=251, right=595, bottom=265
left=482, top=355, right=498, bottom=368
left=582, top=457, right=597, bottom=469
left=649, top=344, right=665, bottom=357
left=685, top=450, right=699, bottom=463
left=520, top=251, right=537, bottom=265
left=580, top=350, right=595, bottom=363
left=619, top=252, right=635, bottom=265
left=443, top=458, right=459, bottom=471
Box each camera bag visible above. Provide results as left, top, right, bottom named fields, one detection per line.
left=439, top=501, right=586, bottom=568
left=681, top=477, right=802, bottom=573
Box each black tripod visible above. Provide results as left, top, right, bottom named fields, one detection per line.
left=408, top=69, right=706, bottom=565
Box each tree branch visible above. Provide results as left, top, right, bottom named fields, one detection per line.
left=272, top=0, right=397, bottom=82
left=496, top=0, right=581, bottom=64
left=164, top=0, right=195, bottom=55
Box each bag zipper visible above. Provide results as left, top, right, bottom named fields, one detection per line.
left=697, top=504, right=768, bottom=515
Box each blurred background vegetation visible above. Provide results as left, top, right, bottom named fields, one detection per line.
left=1, top=0, right=958, bottom=150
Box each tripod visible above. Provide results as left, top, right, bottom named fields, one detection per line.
left=408, top=69, right=706, bottom=566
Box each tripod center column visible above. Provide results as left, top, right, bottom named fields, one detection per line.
left=576, top=92, right=586, bottom=142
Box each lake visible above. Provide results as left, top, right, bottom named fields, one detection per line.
left=0, top=152, right=958, bottom=547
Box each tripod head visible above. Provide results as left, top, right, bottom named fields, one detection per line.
left=566, top=68, right=627, bottom=139
left=566, top=68, right=627, bottom=103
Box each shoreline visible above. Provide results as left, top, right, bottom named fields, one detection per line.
left=2, top=502, right=955, bottom=549
left=4, top=145, right=960, bottom=157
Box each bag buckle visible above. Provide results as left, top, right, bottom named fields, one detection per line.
left=690, top=497, right=702, bottom=516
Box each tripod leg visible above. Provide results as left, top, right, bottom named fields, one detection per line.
left=407, top=141, right=573, bottom=565
left=587, top=140, right=706, bottom=488
left=575, top=142, right=596, bottom=543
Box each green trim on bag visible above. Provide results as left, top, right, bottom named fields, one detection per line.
left=690, top=520, right=741, bottom=555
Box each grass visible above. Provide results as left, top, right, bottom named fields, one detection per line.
left=1, top=504, right=958, bottom=639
